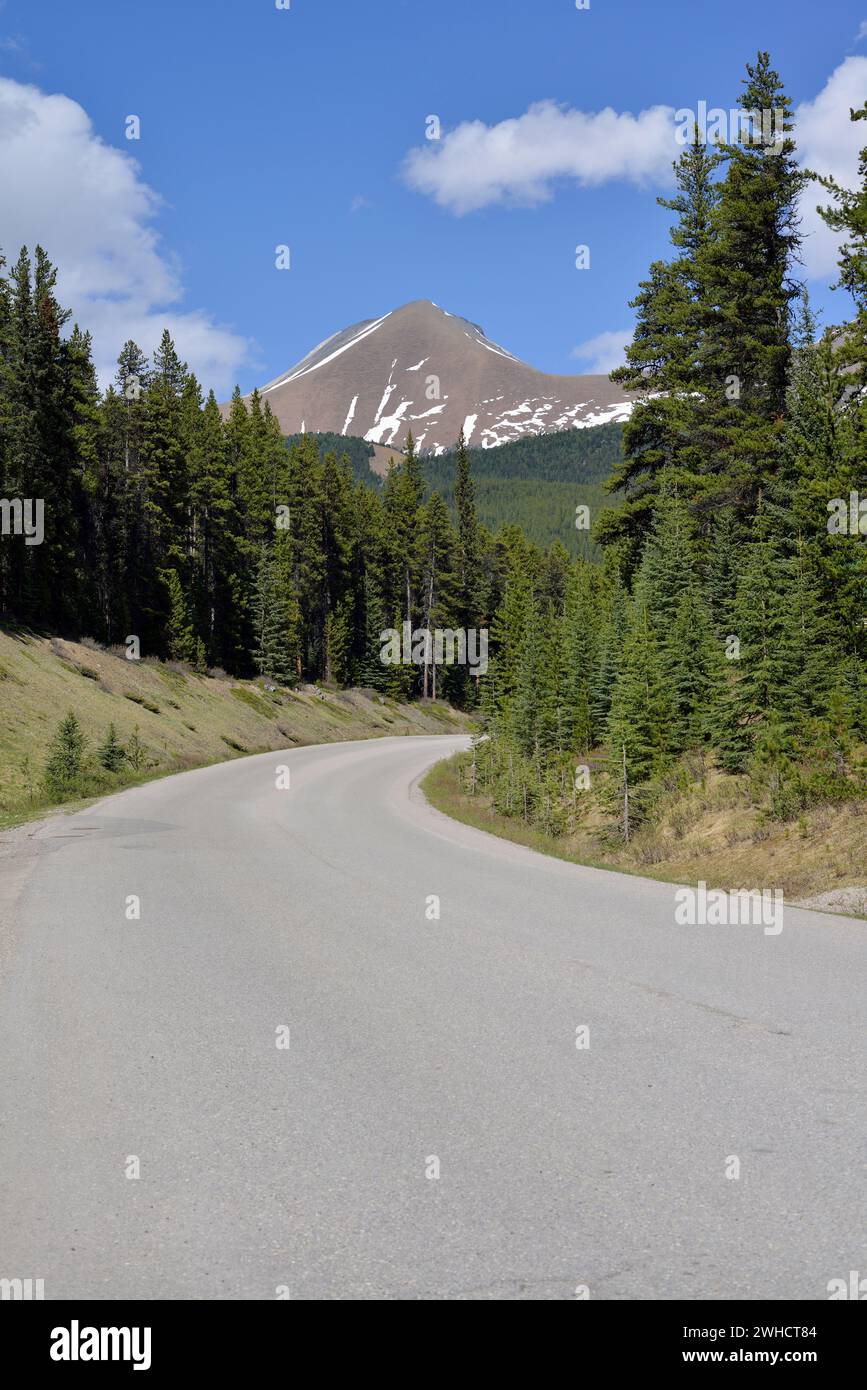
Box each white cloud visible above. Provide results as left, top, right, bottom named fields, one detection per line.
left=856, top=21, right=867, bottom=42
left=571, top=329, right=632, bottom=374
left=400, top=60, right=867, bottom=293
left=401, top=99, right=678, bottom=214
left=0, top=76, right=254, bottom=392
left=794, top=56, right=867, bottom=280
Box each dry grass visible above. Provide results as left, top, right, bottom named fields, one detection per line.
left=423, top=753, right=867, bottom=911
left=0, top=627, right=469, bottom=828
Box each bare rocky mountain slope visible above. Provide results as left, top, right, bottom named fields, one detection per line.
left=239, top=299, right=634, bottom=454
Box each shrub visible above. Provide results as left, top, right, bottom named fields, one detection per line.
left=125, top=726, right=148, bottom=772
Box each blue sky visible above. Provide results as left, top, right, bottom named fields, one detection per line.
left=1, top=0, right=865, bottom=392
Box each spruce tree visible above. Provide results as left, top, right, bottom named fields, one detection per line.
left=705, top=508, right=742, bottom=639
left=606, top=601, right=673, bottom=784
left=698, top=52, right=807, bottom=512
left=357, top=576, right=391, bottom=692
left=253, top=543, right=297, bottom=685
left=162, top=567, right=196, bottom=663
left=44, top=710, right=86, bottom=797
left=98, top=723, right=126, bottom=772
left=601, top=131, right=720, bottom=557
left=667, top=585, right=726, bottom=750
left=454, top=428, right=482, bottom=621
left=484, top=562, right=531, bottom=716
left=558, top=560, right=600, bottom=752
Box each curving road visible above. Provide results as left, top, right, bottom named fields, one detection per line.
left=0, top=734, right=865, bottom=1300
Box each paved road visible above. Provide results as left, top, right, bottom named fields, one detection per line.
left=0, top=734, right=865, bottom=1300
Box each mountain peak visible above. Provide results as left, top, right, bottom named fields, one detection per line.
left=251, top=301, right=633, bottom=454
left=391, top=299, right=488, bottom=339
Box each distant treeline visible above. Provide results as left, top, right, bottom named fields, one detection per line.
left=284, top=432, right=382, bottom=487
left=294, top=424, right=622, bottom=561
left=423, top=424, right=621, bottom=559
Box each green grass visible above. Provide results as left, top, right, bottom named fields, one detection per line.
left=230, top=687, right=275, bottom=719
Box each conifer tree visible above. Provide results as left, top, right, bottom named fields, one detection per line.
left=98, top=723, right=126, bottom=773
left=320, top=450, right=355, bottom=681
left=357, top=576, right=391, bottom=692
left=452, top=430, right=484, bottom=703
left=253, top=543, right=297, bottom=684
left=606, top=601, right=673, bottom=783
left=705, top=508, right=742, bottom=640
left=697, top=52, right=807, bottom=511
left=600, top=131, right=720, bottom=556
left=484, top=562, right=531, bottom=716
left=589, top=574, right=627, bottom=734
left=383, top=431, right=424, bottom=636
left=632, top=485, right=695, bottom=639
left=667, top=585, right=726, bottom=750
left=712, top=513, right=789, bottom=769
left=287, top=435, right=326, bottom=677
left=44, top=710, right=86, bottom=797
left=558, top=560, right=600, bottom=753
left=511, top=591, right=546, bottom=756
left=418, top=490, right=458, bottom=699
left=454, top=428, right=482, bottom=621
left=324, top=599, right=352, bottom=687
left=162, top=566, right=197, bottom=664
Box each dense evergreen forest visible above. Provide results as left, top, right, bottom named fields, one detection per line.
left=1, top=51, right=865, bottom=841
left=474, top=54, right=867, bottom=837
left=284, top=432, right=382, bottom=488
left=0, top=267, right=499, bottom=703
left=423, top=423, right=622, bottom=558
left=291, top=425, right=621, bottom=558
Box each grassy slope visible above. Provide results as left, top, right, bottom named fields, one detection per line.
left=423, top=752, right=867, bottom=916
left=0, top=627, right=468, bottom=829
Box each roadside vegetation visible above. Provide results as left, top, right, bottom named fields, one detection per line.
left=0, top=627, right=467, bottom=829
left=436, top=58, right=867, bottom=908
left=423, top=744, right=867, bottom=913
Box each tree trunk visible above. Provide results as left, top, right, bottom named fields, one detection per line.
left=622, top=742, right=630, bottom=845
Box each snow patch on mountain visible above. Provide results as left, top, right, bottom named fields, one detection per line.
left=238, top=300, right=636, bottom=454
left=262, top=312, right=392, bottom=393
left=341, top=394, right=358, bottom=435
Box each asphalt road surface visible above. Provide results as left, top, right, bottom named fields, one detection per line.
left=1, top=734, right=865, bottom=1300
